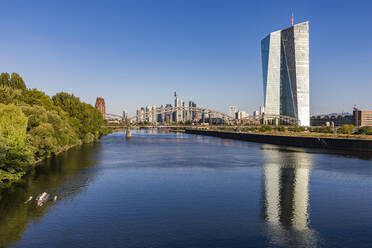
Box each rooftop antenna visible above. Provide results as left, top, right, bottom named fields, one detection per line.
left=291, top=12, right=294, bottom=26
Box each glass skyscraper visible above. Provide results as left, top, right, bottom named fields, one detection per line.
left=261, top=21, right=310, bottom=126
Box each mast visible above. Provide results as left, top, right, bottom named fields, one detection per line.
left=291, top=12, right=294, bottom=26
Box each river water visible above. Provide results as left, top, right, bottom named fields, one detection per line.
left=1, top=129, right=372, bottom=248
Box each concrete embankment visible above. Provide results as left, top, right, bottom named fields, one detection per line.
left=185, top=129, right=372, bottom=152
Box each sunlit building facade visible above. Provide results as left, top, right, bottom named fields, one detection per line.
left=261, top=21, right=310, bottom=126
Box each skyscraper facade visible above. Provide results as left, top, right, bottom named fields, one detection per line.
left=229, top=106, right=237, bottom=119
left=174, top=92, right=183, bottom=123
left=261, top=21, right=310, bottom=126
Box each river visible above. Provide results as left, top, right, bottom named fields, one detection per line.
left=1, top=129, right=372, bottom=247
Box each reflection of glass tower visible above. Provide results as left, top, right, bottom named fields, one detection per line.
left=261, top=22, right=310, bottom=126
left=262, top=145, right=318, bottom=247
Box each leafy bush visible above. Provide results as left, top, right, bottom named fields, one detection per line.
left=310, top=127, right=333, bottom=133
left=259, top=124, right=272, bottom=132
left=276, top=126, right=286, bottom=132
left=337, top=124, right=355, bottom=134
left=357, top=126, right=372, bottom=135
left=288, top=126, right=306, bottom=132
left=0, top=104, right=34, bottom=183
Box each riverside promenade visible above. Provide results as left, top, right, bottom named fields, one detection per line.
left=185, top=129, right=372, bottom=152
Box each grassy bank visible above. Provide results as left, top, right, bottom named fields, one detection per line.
left=181, top=125, right=372, bottom=140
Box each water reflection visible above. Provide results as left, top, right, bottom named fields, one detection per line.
left=262, top=145, right=320, bottom=247
left=0, top=143, right=101, bottom=248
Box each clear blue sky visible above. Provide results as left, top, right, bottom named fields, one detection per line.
left=0, top=0, right=371, bottom=116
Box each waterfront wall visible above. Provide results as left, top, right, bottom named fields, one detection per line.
left=185, top=129, right=372, bottom=152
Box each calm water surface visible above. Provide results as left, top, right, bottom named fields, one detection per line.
left=1, top=129, right=372, bottom=248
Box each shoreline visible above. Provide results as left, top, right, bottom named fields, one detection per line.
left=1, top=131, right=113, bottom=190
left=185, top=129, right=372, bottom=153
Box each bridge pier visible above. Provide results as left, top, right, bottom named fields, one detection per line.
left=125, top=127, right=132, bottom=139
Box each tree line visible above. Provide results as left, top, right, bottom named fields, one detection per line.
left=0, top=72, right=108, bottom=187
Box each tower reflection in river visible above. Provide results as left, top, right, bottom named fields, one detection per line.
left=261, top=145, right=319, bottom=247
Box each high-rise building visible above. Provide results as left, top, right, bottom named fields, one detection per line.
left=353, top=107, right=372, bottom=127
left=95, top=97, right=106, bottom=119
left=261, top=21, right=310, bottom=126
left=260, top=106, right=265, bottom=115
left=165, top=104, right=172, bottom=123
left=174, top=91, right=183, bottom=123
left=122, top=109, right=128, bottom=120
left=151, top=105, right=157, bottom=123
left=229, top=106, right=237, bottom=119
left=188, top=101, right=197, bottom=121
left=158, top=105, right=165, bottom=123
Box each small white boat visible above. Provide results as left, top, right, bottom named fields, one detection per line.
left=37, top=192, right=50, bottom=206
left=24, top=196, right=33, bottom=204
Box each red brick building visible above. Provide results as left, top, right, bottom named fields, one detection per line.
left=95, top=97, right=106, bottom=120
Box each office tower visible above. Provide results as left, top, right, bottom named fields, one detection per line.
left=261, top=21, right=310, bottom=126
left=174, top=92, right=183, bottom=122
left=151, top=105, right=157, bottom=123
left=157, top=105, right=164, bottom=123
left=188, top=101, right=197, bottom=121
left=122, top=109, right=128, bottom=120
left=229, top=106, right=237, bottom=119
left=164, top=104, right=172, bottom=123
left=260, top=106, right=265, bottom=115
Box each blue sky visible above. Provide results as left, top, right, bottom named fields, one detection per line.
left=0, top=0, right=371, bottom=116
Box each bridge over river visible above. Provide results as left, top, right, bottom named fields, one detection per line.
left=105, top=106, right=299, bottom=126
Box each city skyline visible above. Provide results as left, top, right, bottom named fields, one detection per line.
left=0, top=0, right=371, bottom=116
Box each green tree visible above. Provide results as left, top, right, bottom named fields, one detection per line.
left=337, top=124, right=355, bottom=134
left=259, top=124, right=272, bottom=132
left=357, top=126, right=372, bottom=135
left=0, top=85, right=23, bottom=105
left=9, top=73, right=26, bottom=90
left=52, top=92, right=104, bottom=140
left=23, top=88, right=56, bottom=111
left=0, top=73, right=10, bottom=87
left=0, top=104, right=34, bottom=183
left=21, top=105, right=80, bottom=159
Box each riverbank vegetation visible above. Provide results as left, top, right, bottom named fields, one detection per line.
left=187, top=124, right=372, bottom=139
left=0, top=72, right=109, bottom=187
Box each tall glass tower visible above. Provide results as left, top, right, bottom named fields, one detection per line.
left=261, top=21, right=310, bottom=126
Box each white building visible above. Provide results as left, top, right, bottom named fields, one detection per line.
left=261, top=21, right=310, bottom=126
left=229, top=106, right=237, bottom=119
left=236, top=110, right=249, bottom=120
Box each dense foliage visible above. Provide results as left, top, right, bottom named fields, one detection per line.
left=0, top=72, right=106, bottom=186
left=357, top=126, right=372, bottom=135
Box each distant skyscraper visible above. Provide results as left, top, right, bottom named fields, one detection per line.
left=229, top=106, right=237, bottom=119
left=261, top=21, right=310, bottom=126
left=260, top=106, right=265, bottom=115
left=165, top=104, right=172, bottom=123
left=122, top=109, right=128, bottom=120
left=188, top=101, right=197, bottom=121
left=174, top=91, right=183, bottom=122
left=95, top=97, right=106, bottom=119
